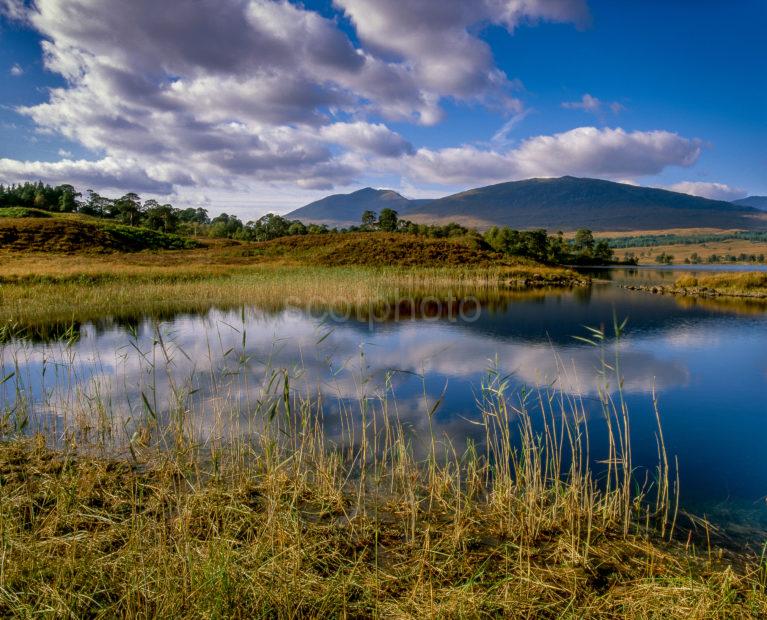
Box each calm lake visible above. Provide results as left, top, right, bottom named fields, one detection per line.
left=2, top=267, right=766, bottom=543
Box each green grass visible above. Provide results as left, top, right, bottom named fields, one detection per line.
left=0, top=207, right=52, bottom=218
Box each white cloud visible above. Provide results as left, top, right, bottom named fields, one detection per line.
left=667, top=181, right=747, bottom=201
left=9, top=63, right=23, bottom=76
left=404, top=126, right=702, bottom=185
left=490, top=109, right=534, bottom=145
left=0, top=0, right=710, bottom=215
left=319, top=122, right=414, bottom=157
left=335, top=0, right=588, bottom=110
left=0, top=156, right=180, bottom=193
left=0, top=0, right=25, bottom=21
left=562, top=93, right=624, bottom=116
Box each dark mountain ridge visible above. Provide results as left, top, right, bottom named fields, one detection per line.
left=287, top=177, right=765, bottom=232
left=285, top=187, right=429, bottom=227
left=732, top=196, right=767, bottom=211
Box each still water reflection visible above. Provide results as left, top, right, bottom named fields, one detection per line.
left=1, top=268, right=765, bottom=540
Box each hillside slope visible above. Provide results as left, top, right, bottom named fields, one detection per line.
left=285, top=188, right=429, bottom=227
left=732, top=196, right=767, bottom=210
left=0, top=210, right=196, bottom=253
left=402, top=177, right=766, bottom=232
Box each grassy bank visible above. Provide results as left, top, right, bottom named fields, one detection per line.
left=674, top=272, right=767, bottom=297
left=0, top=235, right=584, bottom=329
left=623, top=272, right=767, bottom=300
left=0, top=211, right=196, bottom=252
left=1, top=367, right=765, bottom=617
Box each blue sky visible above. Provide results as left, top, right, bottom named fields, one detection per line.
left=0, top=0, right=764, bottom=216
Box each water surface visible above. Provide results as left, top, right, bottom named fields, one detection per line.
left=2, top=268, right=765, bottom=542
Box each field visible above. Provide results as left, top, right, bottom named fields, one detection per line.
left=599, top=230, right=767, bottom=265
left=622, top=272, right=767, bottom=300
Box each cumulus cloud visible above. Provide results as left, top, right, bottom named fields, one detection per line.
left=0, top=0, right=709, bottom=211
left=404, top=126, right=702, bottom=185
left=0, top=156, right=183, bottom=193
left=667, top=181, right=746, bottom=201
left=0, top=0, right=588, bottom=198
left=335, top=0, right=588, bottom=110
left=0, top=0, right=438, bottom=196
left=9, top=63, right=23, bottom=76
left=320, top=122, right=414, bottom=157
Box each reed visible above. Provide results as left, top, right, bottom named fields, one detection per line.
left=0, top=320, right=764, bottom=618
left=0, top=259, right=583, bottom=329
left=675, top=272, right=767, bottom=297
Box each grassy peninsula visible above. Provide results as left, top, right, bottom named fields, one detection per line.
left=623, top=272, right=767, bottom=300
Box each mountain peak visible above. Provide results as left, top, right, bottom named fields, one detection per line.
left=404, top=176, right=763, bottom=232
left=285, top=187, right=419, bottom=226
left=285, top=177, right=766, bottom=231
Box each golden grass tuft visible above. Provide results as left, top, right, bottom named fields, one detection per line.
left=674, top=272, right=767, bottom=297
left=0, top=341, right=764, bottom=617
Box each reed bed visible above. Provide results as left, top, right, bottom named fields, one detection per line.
left=0, top=319, right=764, bottom=618
left=675, top=272, right=767, bottom=298
left=0, top=258, right=582, bottom=329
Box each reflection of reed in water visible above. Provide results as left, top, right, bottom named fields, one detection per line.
left=1, top=317, right=762, bottom=616
left=0, top=286, right=578, bottom=344
left=674, top=295, right=767, bottom=316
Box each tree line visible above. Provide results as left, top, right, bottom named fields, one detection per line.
left=1, top=182, right=620, bottom=263
left=355, top=208, right=616, bottom=265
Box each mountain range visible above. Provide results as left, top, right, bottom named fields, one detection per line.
left=732, top=196, right=767, bottom=210
left=285, top=176, right=766, bottom=232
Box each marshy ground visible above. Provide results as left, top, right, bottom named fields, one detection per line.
left=1, top=220, right=766, bottom=618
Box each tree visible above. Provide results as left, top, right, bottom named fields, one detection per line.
left=573, top=229, right=595, bottom=254
left=288, top=221, right=307, bottom=236
left=114, top=192, right=143, bottom=226
left=81, top=190, right=112, bottom=217
left=56, top=184, right=80, bottom=212
left=593, top=240, right=614, bottom=263
left=247, top=213, right=292, bottom=241
left=144, top=202, right=179, bottom=233
left=178, top=207, right=210, bottom=225
left=361, top=210, right=377, bottom=229
left=378, top=208, right=398, bottom=232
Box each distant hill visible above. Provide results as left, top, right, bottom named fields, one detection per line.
left=404, top=177, right=765, bottom=232
left=285, top=187, right=430, bottom=227
left=732, top=196, right=767, bottom=211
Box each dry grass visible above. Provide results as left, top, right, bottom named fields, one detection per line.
left=613, top=240, right=767, bottom=265
left=1, top=437, right=763, bottom=619
left=0, top=311, right=764, bottom=618
left=674, top=272, right=767, bottom=298
left=0, top=239, right=584, bottom=329
left=1, top=361, right=765, bottom=618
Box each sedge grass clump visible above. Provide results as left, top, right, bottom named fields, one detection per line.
left=0, top=322, right=765, bottom=618
left=674, top=271, right=767, bottom=297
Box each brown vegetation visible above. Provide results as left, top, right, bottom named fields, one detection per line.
left=0, top=215, right=195, bottom=252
